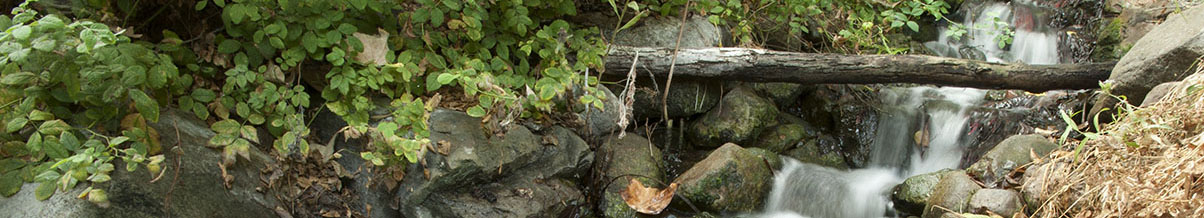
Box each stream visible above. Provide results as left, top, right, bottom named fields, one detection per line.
left=761, top=0, right=1063, bottom=217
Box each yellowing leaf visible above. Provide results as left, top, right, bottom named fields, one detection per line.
left=620, top=178, right=677, bottom=215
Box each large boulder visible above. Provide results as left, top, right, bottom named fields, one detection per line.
left=611, top=16, right=724, bottom=48
left=0, top=109, right=282, bottom=218
left=689, top=86, right=780, bottom=148
left=967, top=189, right=1022, bottom=216
left=398, top=109, right=592, bottom=218
left=892, top=170, right=953, bottom=215
left=673, top=143, right=775, bottom=213
left=595, top=134, right=664, bottom=218
left=1092, top=5, right=1204, bottom=115
left=922, top=170, right=983, bottom=218
left=966, top=134, right=1058, bottom=187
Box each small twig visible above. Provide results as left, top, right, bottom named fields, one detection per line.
left=162, top=119, right=184, bottom=217
left=661, top=0, right=692, bottom=121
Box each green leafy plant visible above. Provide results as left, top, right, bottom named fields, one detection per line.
left=0, top=1, right=176, bottom=204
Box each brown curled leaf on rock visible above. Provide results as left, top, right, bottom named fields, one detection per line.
left=620, top=178, right=678, bottom=215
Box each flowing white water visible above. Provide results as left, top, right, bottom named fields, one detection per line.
left=762, top=1, right=1062, bottom=217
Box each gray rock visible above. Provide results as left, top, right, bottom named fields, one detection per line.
left=1092, top=5, right=1204, bottom=116
left=673, top=143, right=774, bottom=213
left=578, top=85, right=623, bottom=139
left=689, top=86, right=780, bottom=148
left=754, top=124, right=816, bottom=153
left=0, top=108, right=282, bottom=218
left=629, top=79, right=724, bottom=119
left=967, top=189, right=1022, bottom=216
left=612, top=16, right=724, bottom=48
left=922, top=170, right=982, bottom=218
left=1020, top=162, right=1061, bottom=212
left=783, top=140, right=847, bottom=170
left=419, top=178, right=586, bottom=218
left=399, top=109, right=589, bottom=218
left=595, top=134, right=664, bottom=218
left=892, top=170, right=953, bottom=215
left=747, top=82, right=812, bottom=107
left=1140, top=81, right=1181, bottom=107
left=966, top=134, right=1058, bottom=187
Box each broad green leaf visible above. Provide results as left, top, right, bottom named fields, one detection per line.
left=218, top=39, right=241, bottom=54
left=211, top=120, right=240, bottom=134
left=208, top=133, right=236, bottom=147
left=11, top=25, right=31, bottom=40
left=28, top=110, right=53, bottom=121
left=907, top=21, right=920, bottom=32
left=59, top=132, right=79, bottom=151
left=128, top=89, right=159, bottom=122
left=37, top=120, right=70, bottom=136
left=31, top=37, right=56, bottom=52
left=5, top=117, right=26, bottom=133
left=192, top=89, right=217, bottom=103
left=467, top=106, right=486, bottom=117
left=0, top=171, right=20, bottom=197
left=240, top=125, right=259, bottom=143
left=0, top=72, right=36, bottom=85
left=109, top=136, right=130, bottom=147
left=377, top=122, right=398, bottom=136
left=34, top=181, right=55, bottom=200
left=436, top=73, right=459, bottom=85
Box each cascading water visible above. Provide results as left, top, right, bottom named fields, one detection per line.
left=762, top=1, right=1064, bottom=217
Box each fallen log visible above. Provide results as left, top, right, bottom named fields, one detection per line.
left=602, top=46, right=1114, bottom=92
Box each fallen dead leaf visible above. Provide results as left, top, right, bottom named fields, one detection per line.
left=352, top=28, right=389, bottom=66
left=620, top=178, right=678, bottom=215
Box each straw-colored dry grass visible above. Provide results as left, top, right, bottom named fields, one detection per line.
left=1029, top=60, right=1204, bottom=218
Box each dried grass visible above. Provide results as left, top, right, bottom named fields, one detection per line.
left=1033, top=60, right=1204, bottom=218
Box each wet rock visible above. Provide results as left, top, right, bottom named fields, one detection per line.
left=398, top=109, right=590, bottom=218
left=689, top=86, right=780, bottom=148
left=673, top=143, right=775, bottom=213
left=783, top=140, right=847, bottom=170
left=922, top=170, right=982, bottom=218
left=577, top=85, right=624, bottom=139
left=967, top=189, right=1021, bottom=216
left=0, top=108, right=282, bottom=218
left=611, top=16, right=724, bottom=48
left=966, top=134, right=1058, bottom=187
left=418, top=178, right=587, bottom=218
left=754, top=124, right=815, bottom=153
left=629, top=79, right=724, bottom=120
left=1092, top=5, right=1204, bottom=116
left=892, top=170, right=953, bottom=215
left=1140, top=81, right=1181, bottom=107
left=746, top=148, right=784, bottom=170
left=747, top=82, right=812, bottom=107
left=595, top=134, right=664, bottom=218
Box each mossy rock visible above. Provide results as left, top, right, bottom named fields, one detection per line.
left=673, top=143, right=774, bottom=213
left=891, top=169, right=953, bottom=215
left=595, top=134, right=665, bottom=218
left=753, top=124, right=815, bottom=153
left=689, top=86, right=779, bottom=148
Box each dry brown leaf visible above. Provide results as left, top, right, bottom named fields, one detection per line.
left=352, top=28, right=389, bottom=66
left=620, top=178, right=677, bottom=215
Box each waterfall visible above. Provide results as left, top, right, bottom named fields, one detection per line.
left=761, top=0, right=1062, bottom=217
